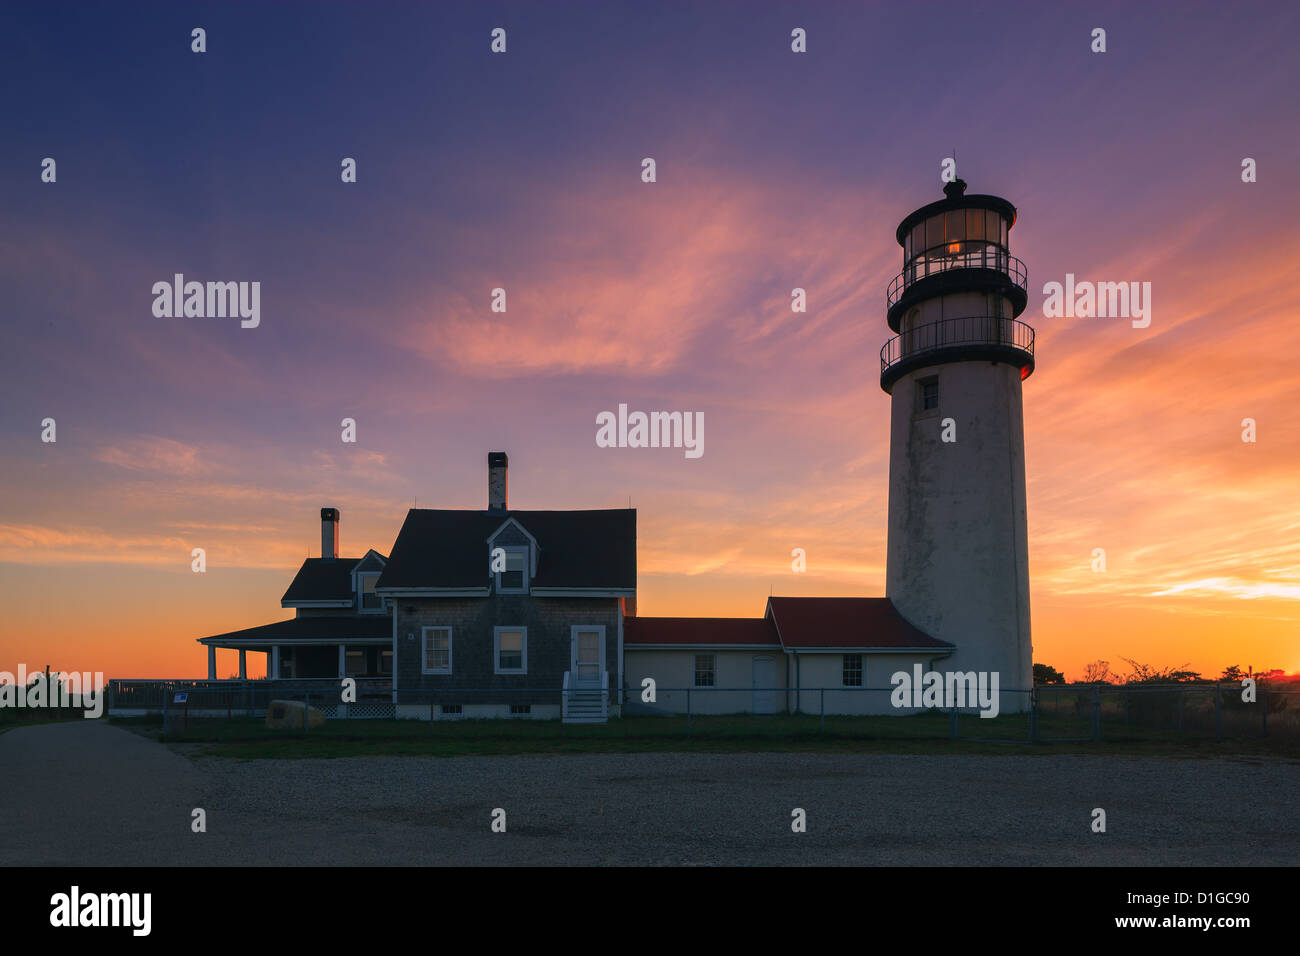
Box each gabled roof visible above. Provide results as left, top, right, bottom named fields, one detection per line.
left=197, top=615, right=392, bottom=647
left=376, top=509, right=635, bottom=591
left=281, top=557, right=366, bottom=604
left=625, top=617, right=779, bottom=646
left=766, top=597, right=953, bottom=650
left=353, top=549, right=387, bottom=574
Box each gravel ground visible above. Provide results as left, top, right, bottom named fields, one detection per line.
left=2, top=721, right=1297, bottom=865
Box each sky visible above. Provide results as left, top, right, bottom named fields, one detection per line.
left=1, top=1, right=1298, bottom=682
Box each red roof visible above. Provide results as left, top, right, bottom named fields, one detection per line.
left=624, top=600, right=950, bottom=652
left=625, top=617, right=779, bottom=646
left=766, top=597, right=952, bottom=649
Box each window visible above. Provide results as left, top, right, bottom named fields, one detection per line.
left=510, top=704, right=531, bottom=715
left=843, top=654, right=863, bottom=687
left=918, top=377, right=939, bottom=411
left=494, top=627, right=527, bottom=674
left=378, top=650, right=392, bottom=675
left=925, top=214, right=944, bottom=254
left=495, top=547, right=528, bottom=593
left=986, top=210, right=1002, bottom=249
left=359, top=574, right=381, bottom=611
left=345, top=650, right=365, bottom=677
left=910, top=222, right=925, bottom=262
left=440, top=704, right=462, bottom=716
left=945, top=210, right=964, bottom=250
left=422, top=627, right=452, bottom=675
left=694, top=654, right=715, bottom=687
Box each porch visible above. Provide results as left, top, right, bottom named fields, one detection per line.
left=106, top=677, right=395, bottom=718
left=196, top=614, right=393, bottom=678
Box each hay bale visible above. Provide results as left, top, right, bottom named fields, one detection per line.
left=265, top=699, right=326, bottom=729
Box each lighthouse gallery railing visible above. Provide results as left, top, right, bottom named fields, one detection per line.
left=880, top=315, right=1035, bottom=374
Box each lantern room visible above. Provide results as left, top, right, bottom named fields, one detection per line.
left=880, top=180, right=1035, bottom=393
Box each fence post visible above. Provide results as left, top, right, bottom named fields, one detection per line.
left=820, top=689, right=824, bottom=733
left=162, top=692, right=169, bottom=739
left=1029, top=693, right=1038, bottom=743
left=949, top=701, right=957, bottom=739
left=1177, top=688, right=1183, bottom=733
left=430, top=693, right=435, bottom=729
left=1215, top=684, right=1222, bottom=740
left=304, top=693, right=310, bottom=735
left=686, top=688, right=692, bottom=737
left=1261, top=685, right=1267, bottom=737
left=1092, top=685, right=1101, bottom=742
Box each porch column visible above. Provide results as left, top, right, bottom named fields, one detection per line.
left=339, top=644, right=347, bottom=679
left=207, top=645, right=216, bottom=680
left=238, top=650, right=247, bottom=679
left=271, top=645, right=280, bottom=680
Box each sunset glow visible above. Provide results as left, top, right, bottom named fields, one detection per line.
left=2, top=3, right=1298, bottom=684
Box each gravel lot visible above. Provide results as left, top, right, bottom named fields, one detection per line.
left=2, top=721, right=1296, bottom=865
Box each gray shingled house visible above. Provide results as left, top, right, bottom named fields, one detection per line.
left=377, top=454, right=636, bottom=722
left=197, top=453, right=637, bottom=722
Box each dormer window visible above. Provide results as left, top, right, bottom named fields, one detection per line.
left=495, top=546, right=528, bottom=594
left=359, top=573, right=381, bottom=611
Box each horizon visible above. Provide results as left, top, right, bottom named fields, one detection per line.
left=3, top=0, right=1299, bottom=682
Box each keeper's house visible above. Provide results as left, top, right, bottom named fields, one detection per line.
left=194, top=453, right=950, bottom=722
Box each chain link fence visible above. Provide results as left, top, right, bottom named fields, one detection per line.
left=103, top=678, right=1300, bottom=745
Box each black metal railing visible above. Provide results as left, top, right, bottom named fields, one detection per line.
left=880, top=315, right=1035, bottom=374
left=888, top=245, right=1027, bottom=308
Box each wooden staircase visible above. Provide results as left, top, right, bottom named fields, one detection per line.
left=562, top=670, right=609, bottom=724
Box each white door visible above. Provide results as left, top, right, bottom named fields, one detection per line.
left=752, top=656, right=778, bottom=714
left=571, top=627, right=604, bottom=688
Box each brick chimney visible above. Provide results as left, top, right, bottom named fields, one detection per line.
left=488, top=452, right=508, bottom=511
left=321, top=507, right=339, bottom=559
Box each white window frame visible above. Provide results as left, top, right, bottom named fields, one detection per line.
left=842, top=653, right=863, bottom=687
left=421, top=627, right=453, bottom=675
left=358, top=572, right=383, bottom=613
left=494, top=546, right=529, bottom=594
left=694, top=653, right=716, bottom=688
left=494, top=626, right=528, bottom=675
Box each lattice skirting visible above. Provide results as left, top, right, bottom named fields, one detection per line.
left=326, top=702, right=396, bottom=719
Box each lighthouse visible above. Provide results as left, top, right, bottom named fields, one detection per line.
left=880, top=179, right=1034, bottom=712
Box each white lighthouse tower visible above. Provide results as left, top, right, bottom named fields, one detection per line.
left=880, top=179, right=1034, bottom=712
